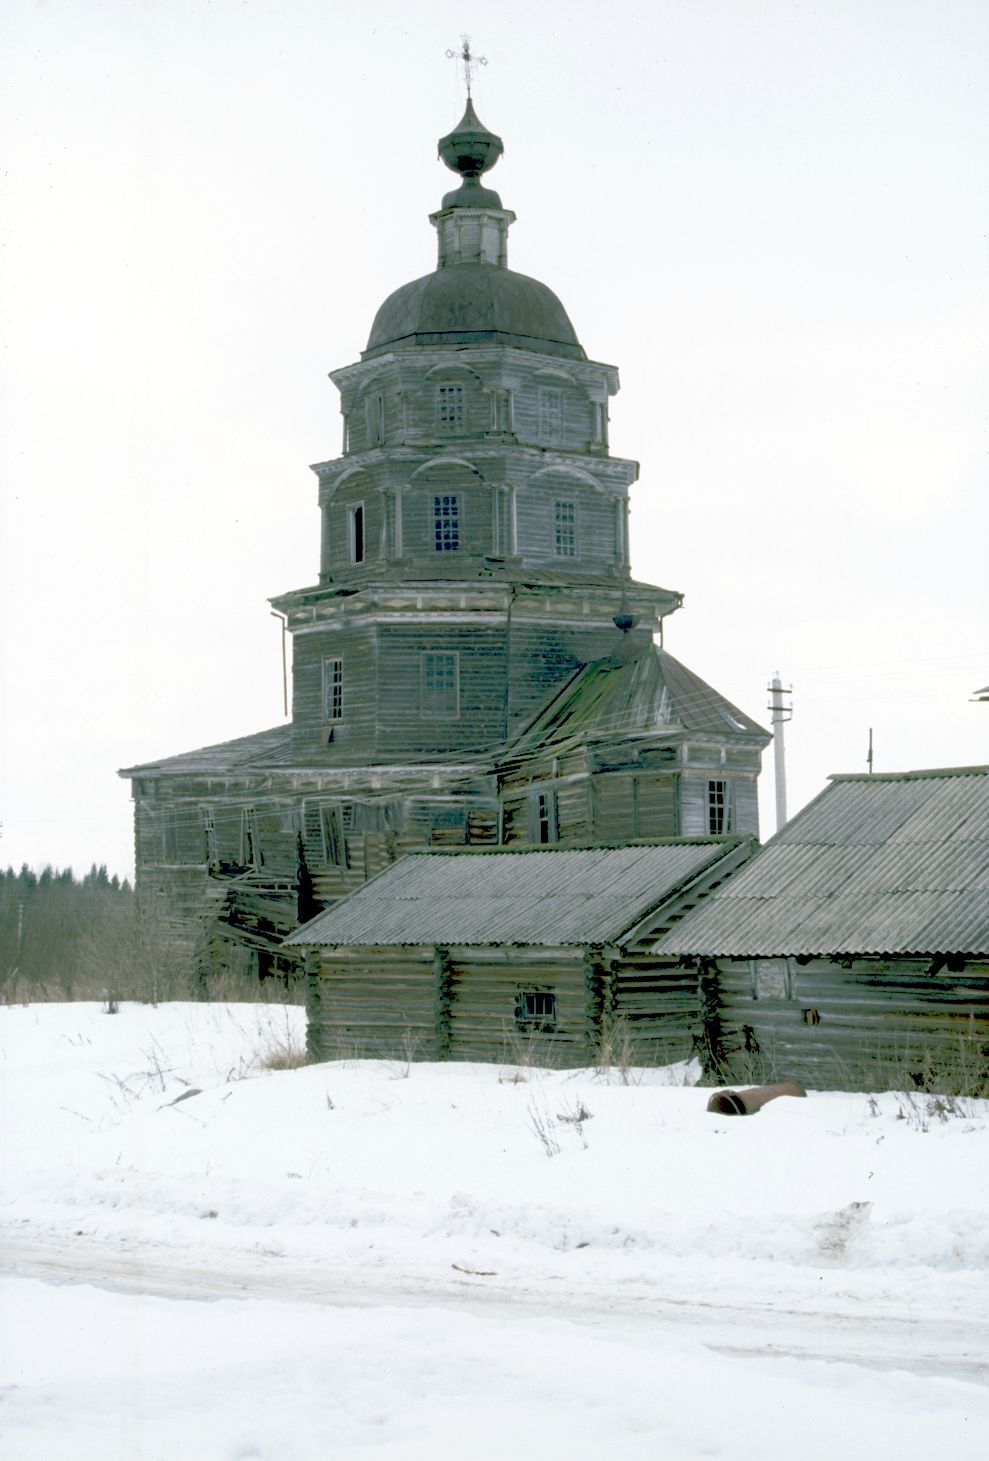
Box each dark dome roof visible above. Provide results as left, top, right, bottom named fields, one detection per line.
left=363, top=263, right=585, bottom=362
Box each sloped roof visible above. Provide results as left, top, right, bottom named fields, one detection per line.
left=653, top=767, right=989, bottom=959
left=120, top=725, right=293, bottom=778
left=507, top=645, right=768, bottom=758
left=286, top=838, right=751, bottom=950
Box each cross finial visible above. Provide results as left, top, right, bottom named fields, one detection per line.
left=446, top=36, right=486, bottom=97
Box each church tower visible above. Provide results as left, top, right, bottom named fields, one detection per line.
left=121, top=90, right=767, bottom=985
left=273, top=96, right=680, bottom=766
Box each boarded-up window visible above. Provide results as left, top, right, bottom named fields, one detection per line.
left=436, top=383, right=465, bottom=429
left=538, top=387, right=563, bottom=442
left=421, top=652, right=459, bottom=718
left=554, top=500, right=576, bottom=557
left=320, top=805, right=348, bottom=867
left=365, top=392, right=384, bottom=445
left=323, top=657, right=343, bottom=722
left=433, top=494, right=461, bottom=552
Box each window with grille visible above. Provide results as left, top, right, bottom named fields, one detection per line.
left=436, top=383, right=465, bottom=429
left=515, top=989, right=558, bottom=1032
left=554, top=500, right=576, bottom=557
left=323, top=657, right=343, bottom=722
left=708, top=779, right=731, bottom=834
left=538, top=386, right=563, bottom=442
left=421, top=651, right=459, bottom=718
left=433, top=494, right=461, bottom=552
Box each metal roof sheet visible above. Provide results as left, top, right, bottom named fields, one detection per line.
left=286, top=840, right=747, bottom=949
left=654, top=767, right=989, bottom=958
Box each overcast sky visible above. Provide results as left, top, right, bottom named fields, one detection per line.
left=2, top=0, right=987, bottom=878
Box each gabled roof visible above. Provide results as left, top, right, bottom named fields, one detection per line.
left=120, top=725, right=293, bottom=778
left=506, top=645, right=768, bottom=758
left=285, top=838, right=753, bottom=950
left=653, top=766, right=989, bottom=959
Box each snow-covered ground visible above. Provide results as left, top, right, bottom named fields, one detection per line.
left=1, top=1002, right=987, bottom=1460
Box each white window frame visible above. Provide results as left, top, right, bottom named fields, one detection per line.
left=553, top=500, right=577, bottom=558
left=421, top=651, right=460, bottom=719
left=707, top=779, right=732, bottom=835
left=322, top=656, right=343, bottom=722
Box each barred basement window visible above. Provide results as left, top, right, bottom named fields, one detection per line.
left=707, top=779, right=732, bottom=834
left=323, top=657, right=343, bottom=722
left=515, top=989, right=558, bottom=1033
left=554, top=500, right=576, bottom=557
left=421, top=651, right=459, bottom=718
left=436, top=383, right=465, bottom=430
left=433, top=494, right=461, bottom=552
left=538, top=386, right=563, bottom=442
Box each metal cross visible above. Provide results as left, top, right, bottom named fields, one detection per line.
left=446, top=36, right=487, bottom=97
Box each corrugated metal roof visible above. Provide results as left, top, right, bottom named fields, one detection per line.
left=654, top=766, right=989, bottom=958
left=286, top=839, right=747, bottom=949
left=120, top=725, right=293, bottom=777
left=507, top=645, right=768, bottom=758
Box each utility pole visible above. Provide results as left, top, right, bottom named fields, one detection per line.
left=767, top=673, right=793, bottom=833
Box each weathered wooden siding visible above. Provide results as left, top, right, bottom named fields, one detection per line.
left=710, top=956, right=989, bottom=1091
left=306, top=948, right=439, bottom=1061
left=611, top=953, right=702, bottom=1065
left=445, top=950, right=596, bottom=1065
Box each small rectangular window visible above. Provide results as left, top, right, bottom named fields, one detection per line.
left=323, top=657, right=343, bottom=722
left=532, top=789, right=557, bottom=844
left=708, top=779, right=731, bottom=834
left=421, top=651, right=459, bottom=718
left=349, top=503, right=365, bottom=564
left=515, top=989, right=557, bottom=1032
left=538, top=387, right=563, bottom=442
left=365, top=393, right=384, bottom=445
left=554, top=500, right=576, bottom=557
left=433, top=494, right=461, bottom=552
left=436, top=383, right=465, bottom=429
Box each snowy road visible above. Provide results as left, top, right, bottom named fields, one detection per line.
left=4, top=1227, right=986, bottom=1384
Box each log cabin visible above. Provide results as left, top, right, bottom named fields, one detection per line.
left=120, top=95, right=768, bottom=991
left=285, top=838, right=755, bottom=1066
left=652, top=766, right=989, bottom=1092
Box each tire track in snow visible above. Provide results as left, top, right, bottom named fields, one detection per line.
left=2, top=1229, right=986, bottom=1385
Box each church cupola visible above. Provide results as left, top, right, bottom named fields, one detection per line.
left=433, top=99, right=514, bottom=269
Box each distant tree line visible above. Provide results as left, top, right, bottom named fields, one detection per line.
left=0, top=864, right=141, bottom=1002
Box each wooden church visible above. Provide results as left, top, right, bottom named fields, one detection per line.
left=121, top=93, right=768, bottom=991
